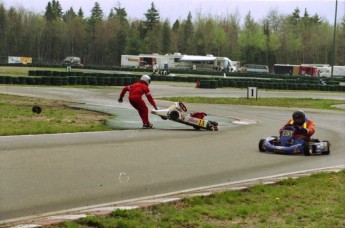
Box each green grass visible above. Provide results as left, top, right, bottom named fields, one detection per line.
left=0, top=66, right=75, bottom=76
left=161, top=97, right=345, bottom=110
left=0, top=94, right=113, bottom=136
left=59, top=170, right=345, bottom=227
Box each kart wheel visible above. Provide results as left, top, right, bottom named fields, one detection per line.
left=169, top=110, right=180, bottom=120
left=193, top=126, right=201, bottom=130
left=32, top=105, right=42, bottom=114
left=311, top=144, right=317, bottom=154
left=258, top=139, right=266, bottom=152
left=321, top=140, right=331, bottom=155
left=303, top=143, right=311, bottom=156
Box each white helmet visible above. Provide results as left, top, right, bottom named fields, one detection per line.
left=140, top=75, right=151, bottom=84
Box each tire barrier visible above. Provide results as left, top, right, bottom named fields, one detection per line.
left=1, top=69, right=344, bottom=92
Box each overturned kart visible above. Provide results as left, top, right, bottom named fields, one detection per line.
left=151, top=102, right=218, bottom=131
left=258, top=124, right=330, bottom=156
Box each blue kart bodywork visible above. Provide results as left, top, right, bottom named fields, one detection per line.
left=258, top=125, right=331, bottom=156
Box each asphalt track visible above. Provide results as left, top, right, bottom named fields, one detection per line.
left=0, top=83, right=344, bottom=222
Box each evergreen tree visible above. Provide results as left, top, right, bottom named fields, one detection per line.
left=52, top=0, right=63, bottom=19
left=89, top=2, right=103, bottom=26
left=44, top=0, right=62, bottom=21
left=77, top=8, right=84, bottom=18
left=63, top=7, right=77, bottom=22
left=113, top=3, right=128, bottom=24
left=161, top=19, right=171, bottom=53
left=0, top=3, right=8, bottom=57
left=44, top=2, right=54, bottom=21
left=336, top=16, right=345, bottom=65
left=179, top=12, right=195, bottom=54
left=144, top=2, right=160, bottom=31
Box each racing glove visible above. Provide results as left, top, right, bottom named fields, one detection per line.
left=118, top=97, right=123, bottom=103
left=300, top=127, right=308, bottom=135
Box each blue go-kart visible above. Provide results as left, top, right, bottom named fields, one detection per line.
left=258, top=124, right=331, bottom=156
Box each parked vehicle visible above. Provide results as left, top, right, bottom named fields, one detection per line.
left=274, top=64, right=319, bottom=76
left=243, top=64, right=269, bottom=73
left=62, top=56, right=83, bottom=67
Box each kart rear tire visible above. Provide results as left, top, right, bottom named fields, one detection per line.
left=321, top=140, right=331, bottom=155
left=303, top=143, right=311, bottom=156
left=258, top=139, right=266, bottom=152
left=169, top=110, right=180, bottom=120
left=193, top=126, right=201, bottom=130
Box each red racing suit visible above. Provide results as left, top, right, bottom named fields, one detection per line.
left=119, top=81, right=157, bottom=125
left=280, top=118, right=316, bottom=140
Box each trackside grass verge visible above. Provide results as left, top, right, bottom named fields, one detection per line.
left=161, top=97, right=345, bottom=110
left=0, top=94, right=113, bottom=136
left=58, top=170, right=345, bottom=227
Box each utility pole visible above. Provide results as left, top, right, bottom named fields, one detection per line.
left=331, top=0, right=338, bottom=77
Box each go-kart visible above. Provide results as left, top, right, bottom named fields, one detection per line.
left=258, top=124, right=330, bottom=156
left=151, top=102, right=218, bottom=131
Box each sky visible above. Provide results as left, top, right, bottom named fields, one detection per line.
left=1, top=0, right=344, bottom=24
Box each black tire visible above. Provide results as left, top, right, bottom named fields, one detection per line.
left=193, top=126, right=201, bottom=130
left=32, top=105, right=42, bottom=114
left=303, top=143, right=311, bottom=156
left=258, top=139, right=266, bottom=152
left=321, top=141, right=331, bottom=155
left=169, top=110, right=180, bottom=120
left=311, top=144, right=317, bottom=154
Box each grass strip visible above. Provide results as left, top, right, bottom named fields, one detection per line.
left=161, top=97, right=345, bottom=110
left=60, top=170, right=345, bottom=227
left=0, top=94, right=113, bottom=136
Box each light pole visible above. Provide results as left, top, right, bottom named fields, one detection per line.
left=331, top=0, right=338, bottom=77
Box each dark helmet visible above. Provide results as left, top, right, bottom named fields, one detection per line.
left=292, top=110, right=306, bottom=125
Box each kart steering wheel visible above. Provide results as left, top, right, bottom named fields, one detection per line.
left=179, top=102, right=187, bottom=112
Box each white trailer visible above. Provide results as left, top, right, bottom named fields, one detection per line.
left=139, top=53, right=184, bottom=70
left=333, top=66, right=345, bottom=77
left=121, top=55, right=141, bottom=68
left=178, top=55, right=237, bottom=72
left=120, top=53, right=238, bottom=72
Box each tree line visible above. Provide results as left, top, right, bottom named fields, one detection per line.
left=0, top=1, right=344, bottom=68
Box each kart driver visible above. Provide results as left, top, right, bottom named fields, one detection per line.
left=118, top=75, right=158, bottom=129
left=280, top=110, right=315, bottom=140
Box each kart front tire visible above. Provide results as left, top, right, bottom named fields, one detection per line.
left=303, top=143, right=311, bottom=156
left=169, top=110, right=180, bottom=120
left=258, top=139, right=266, bottom=152
left=321, top=140, right=331, bottom=155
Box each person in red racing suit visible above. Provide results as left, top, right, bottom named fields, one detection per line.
left=280, top=110, right=315, bottom=140
left=118, top=75, right=157, bottom=128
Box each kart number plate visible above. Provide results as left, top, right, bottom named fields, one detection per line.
left=197, top=119, right=206, bottom=127
left=282, top=130, right=293, bottom=137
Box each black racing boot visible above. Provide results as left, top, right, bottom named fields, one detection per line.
left=142, top=123, right=153, bottom=129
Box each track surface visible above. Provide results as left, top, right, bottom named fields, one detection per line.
left=0, top=84, right=344, bottom=221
